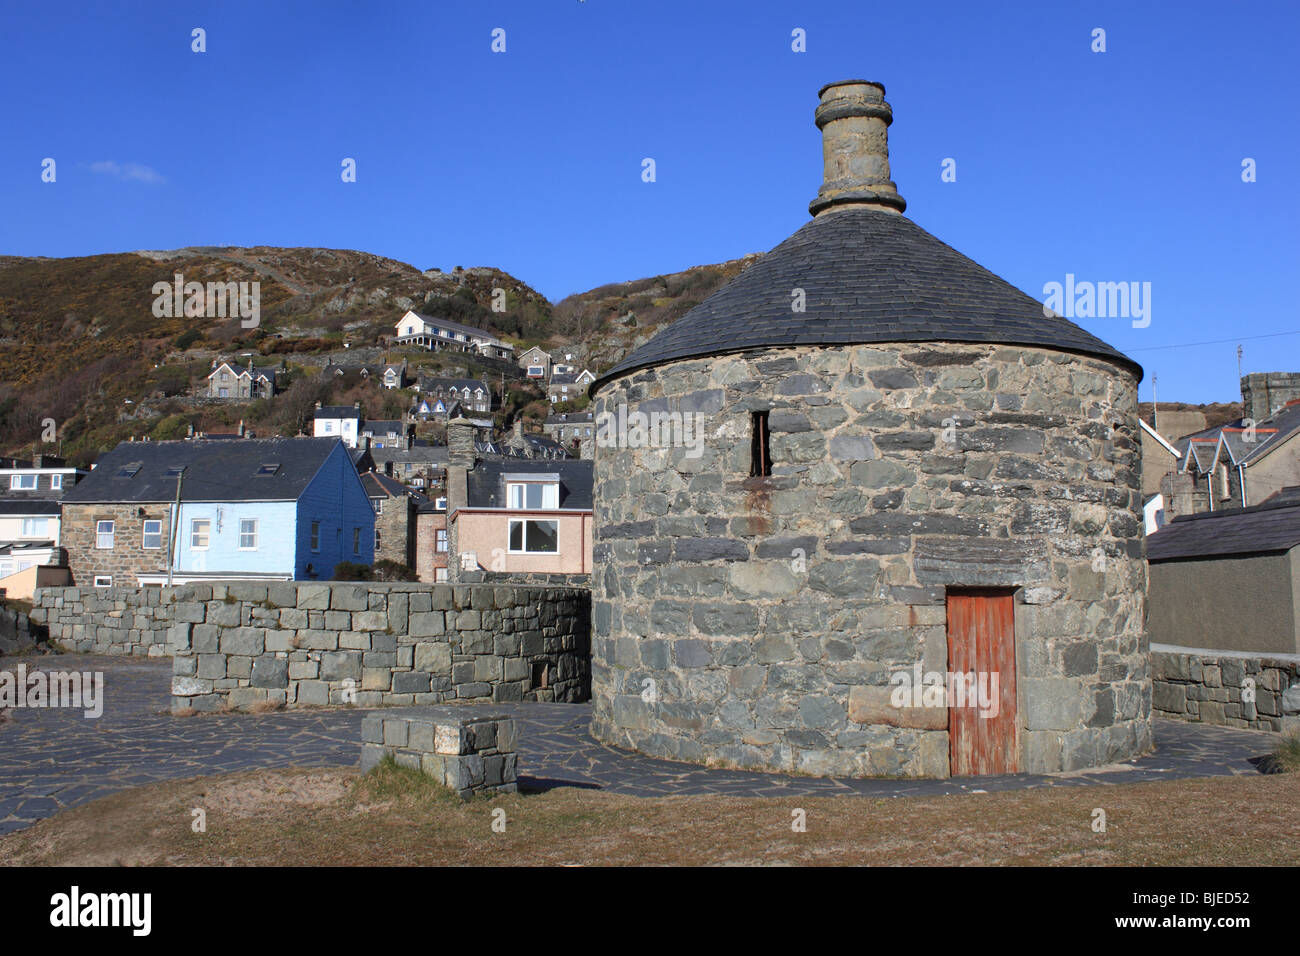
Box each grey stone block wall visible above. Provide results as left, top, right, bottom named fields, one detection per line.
left=30, top=582, right=590, bottom=712
left=361, top=707, right=518, bottom=798
left=590, top=343, right=1150, bottom=777
left=1151, top=644, right=1300, bottom=734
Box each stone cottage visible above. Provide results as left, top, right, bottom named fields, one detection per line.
left=587, top=80, right=1150, bottom=778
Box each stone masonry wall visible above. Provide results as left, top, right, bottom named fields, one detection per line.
left=1152, top=643, right=1300, bottom=734
left=31, top=582, right=590, bottom=711
left=61, top=503, right=174, bottom=587
left=591, top=342, right=1149, bottom=777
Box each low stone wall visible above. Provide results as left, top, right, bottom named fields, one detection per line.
left=1151, top=643, right=1300, bottom=733
left=31, top=586, right=174, bottom=656
left=30, top=582, right=591, bottom=712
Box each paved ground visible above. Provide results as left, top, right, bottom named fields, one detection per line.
left=0, top=655, right=1282, bottom=836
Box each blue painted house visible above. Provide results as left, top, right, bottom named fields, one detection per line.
left=61, top=437, right=374, bottom=586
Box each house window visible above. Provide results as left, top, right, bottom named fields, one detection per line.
left=750, top=411, right=771, bottom=477
left=507, top=482, right=559, bottom=510
left=508, top=519, right=558, bottom=554
left=93, top=575, right=113, bottom=588
left=435, top=497, right=447, bottom=510
left=239, top=519, right=258, bottom=550
left=50, top=474, right=62, bottom=490
left=375, top=528, right=382, bottom=551
left=191, top=518, right=210, bottom=549
left=435, top=567, right=448, bottom=583
left=372, top=497, right=383, bottom=515
left=10, top=474, right=36, bottom=490
left=310, top=521, right=320, bottom=552
left=436, top=529, right=448, bottom=552
left=324, top=422, right=334, bottom=433
left=20, top=517, right=49, bottom=538
left=353, top=527, right=361, bottom=554
left=96, top=520, right=115, bottom=549
left=142, top=520, right=162, bottom=549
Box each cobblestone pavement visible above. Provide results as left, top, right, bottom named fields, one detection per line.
left=0, top=655, right=1281, bottom=835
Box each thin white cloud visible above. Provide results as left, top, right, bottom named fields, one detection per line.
left=89, top=160, right=166, bottom=185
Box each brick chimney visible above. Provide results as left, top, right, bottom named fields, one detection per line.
left=809, top=80, right=906, bottom=217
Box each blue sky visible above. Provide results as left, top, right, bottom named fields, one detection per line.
left=2, top=0, right=1297, bottom=404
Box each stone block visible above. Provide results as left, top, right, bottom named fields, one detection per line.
left=251, top=656, right=289, bottom=689
left=848, top=685, right=947, bottom=730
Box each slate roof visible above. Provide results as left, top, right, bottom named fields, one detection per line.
left=315, top=406, right=362, bottom=420
left=361, top=471, right=427, bottom=502
left=62, top=438, right=344, bottom=504
left=592, top=207, right=1142, bottom=393
left=465, top=460, right=593, bottom=510
left=1147, top=498, right=1300, bottom=561
left=544, top=412, right=594, bottom=425
left=361, top=420, right=405, bottom=436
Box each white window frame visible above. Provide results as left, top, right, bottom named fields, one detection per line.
left=372, top=497, right=383, bottom=515
left=508, top=519, right=559, bottom=555
left=93, top=575, right=113, bottom=588
left=96, top=520, right=115, bottom=549
left=190, top=518, right=211, bottom=550
left=435, top=567, right=448, bottom=583
left=239, top=518, right=258, bottom=551
left=50, top=474, right=62, bottom=490
left=436, top=529, right=448, bottom=553
left=324, top=421, right=334, bottom=433
left=506, top=481, right=559, bottom=510
left=20, top=517, right=49, bottom=538
left=10, top=474, right=37, bottom=490
left=142, top=519, right=163, bottom=550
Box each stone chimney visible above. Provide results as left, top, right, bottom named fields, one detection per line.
left=809, top=80, right=906, bottom=217
left=447, top=417, right=476, bottom=467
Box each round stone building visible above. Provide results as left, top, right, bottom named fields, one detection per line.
left=587, top=80, right=1150, bottom=778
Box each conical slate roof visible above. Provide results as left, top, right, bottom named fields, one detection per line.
left=592, top=206, right=1141, bottom=393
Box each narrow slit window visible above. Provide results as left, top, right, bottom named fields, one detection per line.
left=750, top=411, right=771, bottom=477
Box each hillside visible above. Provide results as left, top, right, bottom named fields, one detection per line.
left=0, top=248, right=556, bottom=464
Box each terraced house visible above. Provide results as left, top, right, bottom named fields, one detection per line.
left=61, top=437, right=374, bottom=587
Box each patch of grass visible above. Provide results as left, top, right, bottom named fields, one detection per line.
left=356, top=754, right=461, bottom=808
left=1264, top=734, right=1300, bottom=773
left=248, top=700, right=284, bottom=714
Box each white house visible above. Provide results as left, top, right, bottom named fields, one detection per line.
left=394, top=310, right=514, bottom=360
left=313, top=403, right=362, bottom=448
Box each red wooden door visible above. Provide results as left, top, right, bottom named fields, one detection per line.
left=946, top=590, right=1018, bottom=775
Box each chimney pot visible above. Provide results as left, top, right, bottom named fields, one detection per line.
left=810, top=80, right=906, bottom=217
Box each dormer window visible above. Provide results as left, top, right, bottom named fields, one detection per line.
left=507, top=481, right=559, bottom=510
left=116, top=463, right=142, bottom=479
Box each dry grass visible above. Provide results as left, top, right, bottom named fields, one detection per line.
left=1, top=765, right=1297, bottom=867
left=1265, top=735, right=1300, bottom=774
